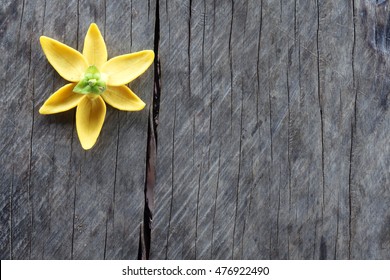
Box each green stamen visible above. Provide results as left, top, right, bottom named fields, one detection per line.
left=88, top=79, right=97, bottom=86
left=73, top=66, right=106, bottom=95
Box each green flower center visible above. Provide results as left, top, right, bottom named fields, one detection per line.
left=73, top=66, right=107, bottom=95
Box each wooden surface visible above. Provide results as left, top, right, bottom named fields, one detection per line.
left=1, top=0, right=389, bottom=260
left=0, top=0, right=155, bottom=259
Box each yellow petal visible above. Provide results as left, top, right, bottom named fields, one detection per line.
left=82, top=23, right=107, bottom=68
left=101, top=50, right=154, bottom=86
left=76, top=96, right=106, bottom=150
left=40, top=36, right=88, bottom=82
left=102, top=85, right=145, bottom=111
left=39, top=83, right=84, bottom=114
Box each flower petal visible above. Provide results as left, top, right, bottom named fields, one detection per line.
left=40, top=36, right=88, bottom=82
left=102, top=85, right=145, bottom=111
left=76, top=96, right=106, bottom=150
left=82, top=23, right=107, bottom=68
left=39, top=83, right=84, bottom=114
left=101, top=50, right=154, bottom=86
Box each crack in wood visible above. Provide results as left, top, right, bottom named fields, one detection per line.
left=140, top=0, right=160, bottom=260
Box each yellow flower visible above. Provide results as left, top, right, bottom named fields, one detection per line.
left=39, top=23, right=154, bottom=150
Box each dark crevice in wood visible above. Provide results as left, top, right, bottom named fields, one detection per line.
left=103, top=216, right=108, bottom=259
left=287, top=50, right=292, bottom=212
left=210, top=149, right=221, bottom=258
left=130, top=0, right=133, bottom=49
left=349, top=0, right=357, bottom=260
left=316, top=0, right=325, bottom=218
left=148, top=0, right=151, bottom=19
left=10, top=166, right=14, bottom=259
left=268, top=68, right=273, bottom=163
left=138, top=223, right=144, bottom=259
left=319, top=236, right=327, bottom=259
left=140, top=115, right=157, bottom=260
left=27, top=23, right=34, bottom=260
left=232, top=80, right=245, bottom=258
left=140, top=0, right=160, bottom=260
left=188, top=0, right=192, bottom=98
left=71, top=1, right=80, bottom=260
left=228, top=0, right=234, bottom=132
left=70, top=104, right=77, bottom=260
left=71, top=185, right=76, bottom=259
left=194, top=159, right=201, bottom=259
left=152, top=0, right=161, bottom=141
left=165, top=100, right=176, bottom=259
left=104, top=0, right=107, bottom=38
left=335, top=193, right=340, bottom=258
left=76, top=0, right=80, bottom=50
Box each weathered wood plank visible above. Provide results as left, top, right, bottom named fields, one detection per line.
left=351, top=0, right=390, bottom=259
left=1, top=0, right=36, bottom=259
left=0, top=0, right=155, bottom=259
left=316, top=0, right=355, bottom=259
left=1, top=0, right=389, bottom=260
left=151, top=0, right=390, bottom=260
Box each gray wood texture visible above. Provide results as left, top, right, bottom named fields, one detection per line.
left=1, top=0, right=389, bottom=260
left=0, top=0, right=155, bottom=259
left=150, top=0, right=390, bottom=259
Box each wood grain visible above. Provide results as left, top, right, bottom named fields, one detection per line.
left=0, top=0, right=155, bottom=259
left=1, top=0, right=389, bottom=260
left=150, top=0, right=390, bottom=259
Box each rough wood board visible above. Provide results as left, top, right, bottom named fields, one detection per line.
left=1, top=0, right=389, bottom=260
left=150, top=0, right=390, bottom=259
left=0, top=0, right=155, bottom=259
